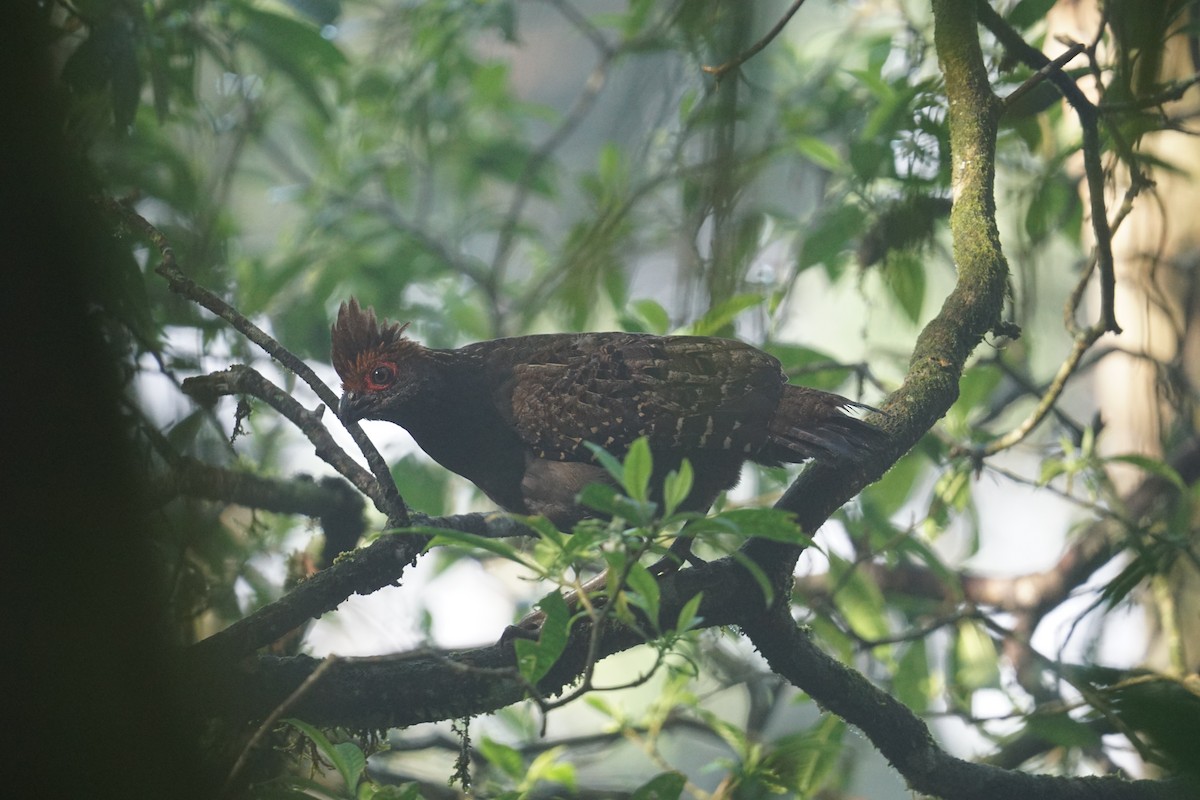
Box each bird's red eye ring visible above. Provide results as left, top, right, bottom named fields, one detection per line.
left=366, top=362, right=397, bottom=391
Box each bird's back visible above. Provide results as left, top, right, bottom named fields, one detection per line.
left=460, top=331, right=786, bottom=463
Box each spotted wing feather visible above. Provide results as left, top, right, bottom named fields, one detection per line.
left=481, top=333, right=784, bottom=462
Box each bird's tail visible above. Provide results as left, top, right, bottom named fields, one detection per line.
left=762, top=385, right=887, bottom=465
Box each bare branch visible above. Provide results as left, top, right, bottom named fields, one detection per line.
left=701, top=0, right=809, bottom=82
left=973, top=324, right=1104, bottom=457
left=102, top=197, right=411, bottom=526
left=489, top=49, right=613, bottom=314
left=189, top=511, right=533, bottom=665
left=182, top=367, right=384, bottom=509
left=1003, top=43, right=1086, bottom=109
left=149, top=457, right=365, bottom=563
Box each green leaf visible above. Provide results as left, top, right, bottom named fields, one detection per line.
left=763, top=343, right=852, bottom=390
left=585, top=695, right=618, bottom=720
left=577, top=482, right=656, bottom=525
left=477, top=737, right=525, bottom=780
left=883, top=249, right=926, bottom=323
left=1008, top=0, right=1058, bottom=28
left=631, top=771, right=686, bottom=800
left=472, top=139, right=554, bottom=194
left=929, top=463, right=972, bottom=532
left=1106, top=454, right=1187, bottom=493
left=584, top=441, right=625, bottom=485
left=946, top=364, right=1002, bottom=434
left=578, top=482, right=621, bottom=516
left=165, top=410, right=207, bottom=450
left=806, top=615, right=853, bottom=662
left=689, top=508, right=807, bottom=545
left=332, top=742, right=367, bottom=790
left=729, top=551, right=774, bottom=607
left=623, top=560, right=661, bottom=628
left=675, top=590, right=704, bottom=633
left=236, top=4, right=347, bottom=120
left=661, top=459, right=694, bottom=518
left=892, top=532, right=958, bottom=588
left=375, top=784, right=423, bottom=800
left=953, top=620, right=1000, bottom=693
left=422, top=528, right=536, bottom=571
left=797, top=204, right=867, bottom=271
left=1088, top=671, right=1200, bottom=777
left=1025, top=172, right=1077, bottom=242
left=681, top=294, right=765, bottom=337
left=283, top=0, right=341, bottom=25
left=793, top=135, right=844, bottom=172
left=828, top=556, right=890, bottom=643
left=1099, top=553, right=1156, bottom=608
left=624, top=298, right=672, bottom=334
left=1024, top=712, right=1103, bottom=750
left=695, top=707, right=750, bottom=753
left=597, top=142, right=628, bottom=192
left=619, top=0, right=657, bottom=36
left=770, top=716, right=846, bottom=794
left=524, top=746, right=576, bottom=790
left=522, top=514, right=568, bottom=547
left=389, top=455, right=450, bottom=517
left=62, top=15, right=143, bottom=130
left=514, top=590, right=571, bottom=684
left=555, top=523, right=606, bottom=563
left=623, top=437, right=653, bottom=503
left=862, top=448, right=926, bottom=518
left=893, top=642, right=933, bottom=711
left=282, top=719, right=364, bottom=789
left=1038, top=457, right=1069, bottom=486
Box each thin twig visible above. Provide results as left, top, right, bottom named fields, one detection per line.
left=976, top=323, right=1104, bottom=456
left=341, top=191, right=495, bottom=289
left=1099, top=71, right=1200, bottom=111
left=1003, top=42, right=1085, bottom=109
left=540, top=0, right=613, bottom=57
left=977, top=2, right=1122, bottom=334
left=1080, top=103, right=1122, bottom=334
left=221, top=655, right=342, bottom=798
left=701, top=0, right=809, bottom=81
left=489, top=52, right=614, bottom=321
left=148, top=454, right=364, bottom=520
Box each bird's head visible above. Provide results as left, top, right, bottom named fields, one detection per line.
left=331, top=298, right=430, bottom=425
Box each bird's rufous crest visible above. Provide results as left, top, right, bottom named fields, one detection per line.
left=330, top=298, right=414, bottom=393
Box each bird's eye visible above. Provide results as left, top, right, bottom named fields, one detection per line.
left=366, top=363, right=397, bottom=391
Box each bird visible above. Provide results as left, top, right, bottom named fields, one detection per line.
left=331, top=298, right=884, bottom=559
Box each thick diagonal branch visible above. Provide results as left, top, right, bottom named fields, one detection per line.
left=742, top=605, right=1191, bottom=800
left=741, top=0, right=1008, bottom=583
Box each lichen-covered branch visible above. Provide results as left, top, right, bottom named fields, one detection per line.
left=742, top=605, right=1192, bottom=800
left=741, top=0, right=1009, bottom=575
left=182, top=367, right=384, bottom=507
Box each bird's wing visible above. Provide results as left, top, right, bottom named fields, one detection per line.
left=488, top=333, right=784, bottom=462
